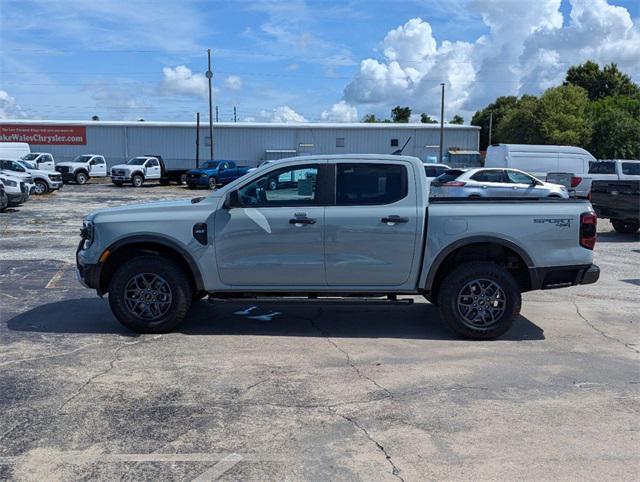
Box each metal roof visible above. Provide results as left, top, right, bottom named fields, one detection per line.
left=0, top=119, right=480, bottom=130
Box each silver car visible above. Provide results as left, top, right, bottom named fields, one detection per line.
left=430, top=168, right=569, bottom=199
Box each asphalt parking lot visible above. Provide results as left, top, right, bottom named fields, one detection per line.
left=1, top=182, right=638, bottom=481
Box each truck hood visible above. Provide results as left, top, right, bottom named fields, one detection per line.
left=110, top=164, right=137, bottom=172
left=88, top=198, right=202, bottom=222
left=0, top=169, right=32, bottom=181
left=187, top=168, right=215, bottom=175
left=57, top=161, right=87, bottom=168
left=26, top=168, right=56, bottom=177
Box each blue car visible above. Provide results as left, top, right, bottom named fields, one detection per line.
left=186, top=160, right=251, bottom=189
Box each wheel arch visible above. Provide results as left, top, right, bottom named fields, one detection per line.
left=98, top=235, right=204, bottom=295
left=424, top=236, right=534, bottom=298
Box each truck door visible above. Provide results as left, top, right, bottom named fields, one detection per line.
left=214, top=162, right=327, bottom=286
left=324, top=161, right=418, bottom=286
left=218, top=162, right=233, bottom=182
left=145, top=158, right=161, bottom=179
left=90, top=156, right=107, bottom=176
left=469, top=169, right=513, bottom=197
left=37, top=154, right=55, bottom=172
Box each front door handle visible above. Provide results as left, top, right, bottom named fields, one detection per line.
left=381, top=215, right=409, bottom=224
left=289, top=218, right=316, bottom=225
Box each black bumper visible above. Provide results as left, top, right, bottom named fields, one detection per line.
left=7, top=193, right=27, bottom=205
left=76, top=241, right=101, bottom=291
left=60, top=172, right=75, bottom=182
left=529, top=264, right=600, bottom=290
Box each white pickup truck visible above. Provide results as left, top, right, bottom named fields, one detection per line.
left=20, top=152, right=56, bottom=172
left=77, top=154, right=599, bottom=339
left=56, top=154, right=108, bottom=185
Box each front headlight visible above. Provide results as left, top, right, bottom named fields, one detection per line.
left=80, top=220, right=94, bottom=249
left=0, top=177, right=18, bottom=187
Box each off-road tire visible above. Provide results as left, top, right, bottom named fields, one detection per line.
left=437, top=261, right=521, bottom=340
left=34, top=179, right=49, bottom=194
left=75, top=172, right=88, bottom=185
left=208, top=177, right=218, bottom=190
left=108, top=256, right=193, bottom=334
left=178, top=174, right=187, bottom=185
left=132, top=175, right=144, bottom=188
left=611, top=219, right=639, bottom=234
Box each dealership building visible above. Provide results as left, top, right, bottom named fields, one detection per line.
left=0, top=120, right=481, bottom=169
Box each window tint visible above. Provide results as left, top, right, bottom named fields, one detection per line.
left=622, top=162, right=640, bottom=175
left=433, top=169, right=464, bottom=184
left=470, top=170, right=505, bottom=183
left=588, top=161, right=616, bottom=174
left=238, top=165, right=318, bottom=206
left=146, top=159, right=158, bottom=167
left=390, top=139, right=399, bottom=147
left=95, top=157, right=105, bottom=165
left=336, top=163, right=407, bottom=205
left=505, top=170, right=534, bottom=184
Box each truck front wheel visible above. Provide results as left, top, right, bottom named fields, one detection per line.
left=108, top=256, right=193, bottom=334
left=208, top=176, right=218, bottom=189
left=75, top=172, right=88, bottom=185
left=437, top=261, right=521, bottom=340
left=34, top=179, right=49, bottom=195
left=132, top=175, right=144, bottom=187
left=611, top=219, right=639, bottom=234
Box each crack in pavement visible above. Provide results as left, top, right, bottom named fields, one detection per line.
left=58, top=335, right=162, bottom=413
left=0, top=341, right=103, bottom=369
left=308, top=309, right=394, bottom=399
left=327, top=407, right=405, bottom=482
left=574, top=302, right=640, bottom=354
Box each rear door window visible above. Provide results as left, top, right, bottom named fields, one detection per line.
left=470, top=170, right=506, bottom=183
left=504, top=170, right=534, bottom=184
left=621, top=162, right=640, bottom=175
left=336, top=163, right=407, bottom=205
left=433, top=170, right=464, bottom=184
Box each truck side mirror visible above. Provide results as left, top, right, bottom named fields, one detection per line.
left=225, top=190, right=242, bottom=209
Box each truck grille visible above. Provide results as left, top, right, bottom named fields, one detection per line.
left=56, top=166, right=70, bottom=174
left=112, top=169, right=126, bottom=176
left=20, top=182, right=26, bottom=193
left=25, top=176, right=33, bottom=184
left=49, top=173, right=62, bottom=181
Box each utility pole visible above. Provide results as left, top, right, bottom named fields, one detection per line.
left=234, top=106, right=237, bottom=123
left=195, top=112, right=200, bottom=168
left=439, top=82, right=445, bottom=164
left=488, top=111, right=493, bottom=147
left=206, top=49, right=214, bottom=160
left=215, top=105, right=219, bottom=123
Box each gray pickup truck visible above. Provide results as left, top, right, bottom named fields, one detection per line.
left=76, top=155, right=599, bottom=339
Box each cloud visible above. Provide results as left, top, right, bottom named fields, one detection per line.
left=85, top=81, right=152, bottom=119
left=224, top=75, right=243, bottom=91
left=159, top=66, right=208, bottom=99
left=339, top=0, right=639, bottom=119
left=0, top=90, right=26, bottom=119
left=321, top=101, right=358, bottom=122
left=258, top=106, right=308, bottom=123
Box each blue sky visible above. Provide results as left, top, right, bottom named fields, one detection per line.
left=1, top=0, right=638, bottom=123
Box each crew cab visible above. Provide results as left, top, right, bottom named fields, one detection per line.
left=186, top=160, right=250, bottom=189
left=20, top=152, right=56, bottom=172
left=1, top=159, right=62, bottom=194
left=77, top=155, right=599, bottom=340
left=56, top=154, right=108, bottom=185
left=588, top=159, right=640, bottom=181
left=111, top=155, right=188, bottom=187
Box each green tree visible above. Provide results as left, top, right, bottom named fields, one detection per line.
left=362, top=114, right=378, bottom=123
left=420, top=113, right=438, bottom=124
left=566, top=61, right=639, bottom=100
left=471, top=96, right=518, bottom=150
left=391, top=106, right=411, bottom=123
left=495, top=95, right=543, bottom=144
left=449, top=115, right=464, bottom=124
left=587, top=95, right=640, bottom=158
left=536, top=84, right=592, bottom=146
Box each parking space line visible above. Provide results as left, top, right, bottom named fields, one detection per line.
left=45, top=266, right=69, bottom=289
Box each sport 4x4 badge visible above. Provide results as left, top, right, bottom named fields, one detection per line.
left=533, top=218, right=571, bottom=227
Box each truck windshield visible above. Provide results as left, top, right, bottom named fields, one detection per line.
left=622, top=162, right=640, bottom=175
left=18, top=160, right=35, bottom=170
left=21, top=153, right=38, bottom=161
left=202, top=161, right=220, bottom=169
left=72, top=155, right=93, bottom=163
left=127, top=158, right=148, bottom=165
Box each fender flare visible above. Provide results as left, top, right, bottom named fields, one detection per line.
left=424, top=235, right=534, bottom=291
left=100, top=234, right=204, bottom=292
left=131, top=170, right=145, bottom=180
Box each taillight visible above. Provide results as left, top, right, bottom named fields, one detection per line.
left=443, top=181, right=466, bottom=187
left=570, top=176, right=582, bottom=188
left=580, top=212, right=597, bottom=250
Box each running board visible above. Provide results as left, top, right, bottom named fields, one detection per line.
left=207, top=295, right=414, bottom=305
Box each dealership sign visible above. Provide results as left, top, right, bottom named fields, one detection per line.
left=0, top=124, right=87, bottom=145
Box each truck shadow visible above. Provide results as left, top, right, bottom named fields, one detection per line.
left=597, top=231, right=640, bottom=243
left=6, top=298, right=545, bottom=341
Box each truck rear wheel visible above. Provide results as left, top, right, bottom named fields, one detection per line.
left=132, top=175, right=144, bottom=187
left=108, top=256, right=193, bottom=334
left=437, top=261, right=521, bottom=340
left=208, top=176, right=218, bottom=190
left=178, top=174, right=187, bottom=185
left=75, top=172, right=88, bottom=185
left=611, top=219, right=639, bottom=234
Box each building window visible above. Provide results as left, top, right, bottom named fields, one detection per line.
left=336, top=137, right=345, bottom=148
left=390, top=139, right=399, bottom=147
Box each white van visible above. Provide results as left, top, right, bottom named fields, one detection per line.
left=0, top=142, right=30, bottom=161
left=485, top=144, right=594, bottom=198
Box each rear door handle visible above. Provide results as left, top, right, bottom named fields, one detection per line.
left=381, top=215, right=409, bottom=224
left=289, top=218, right=316, bottom=225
